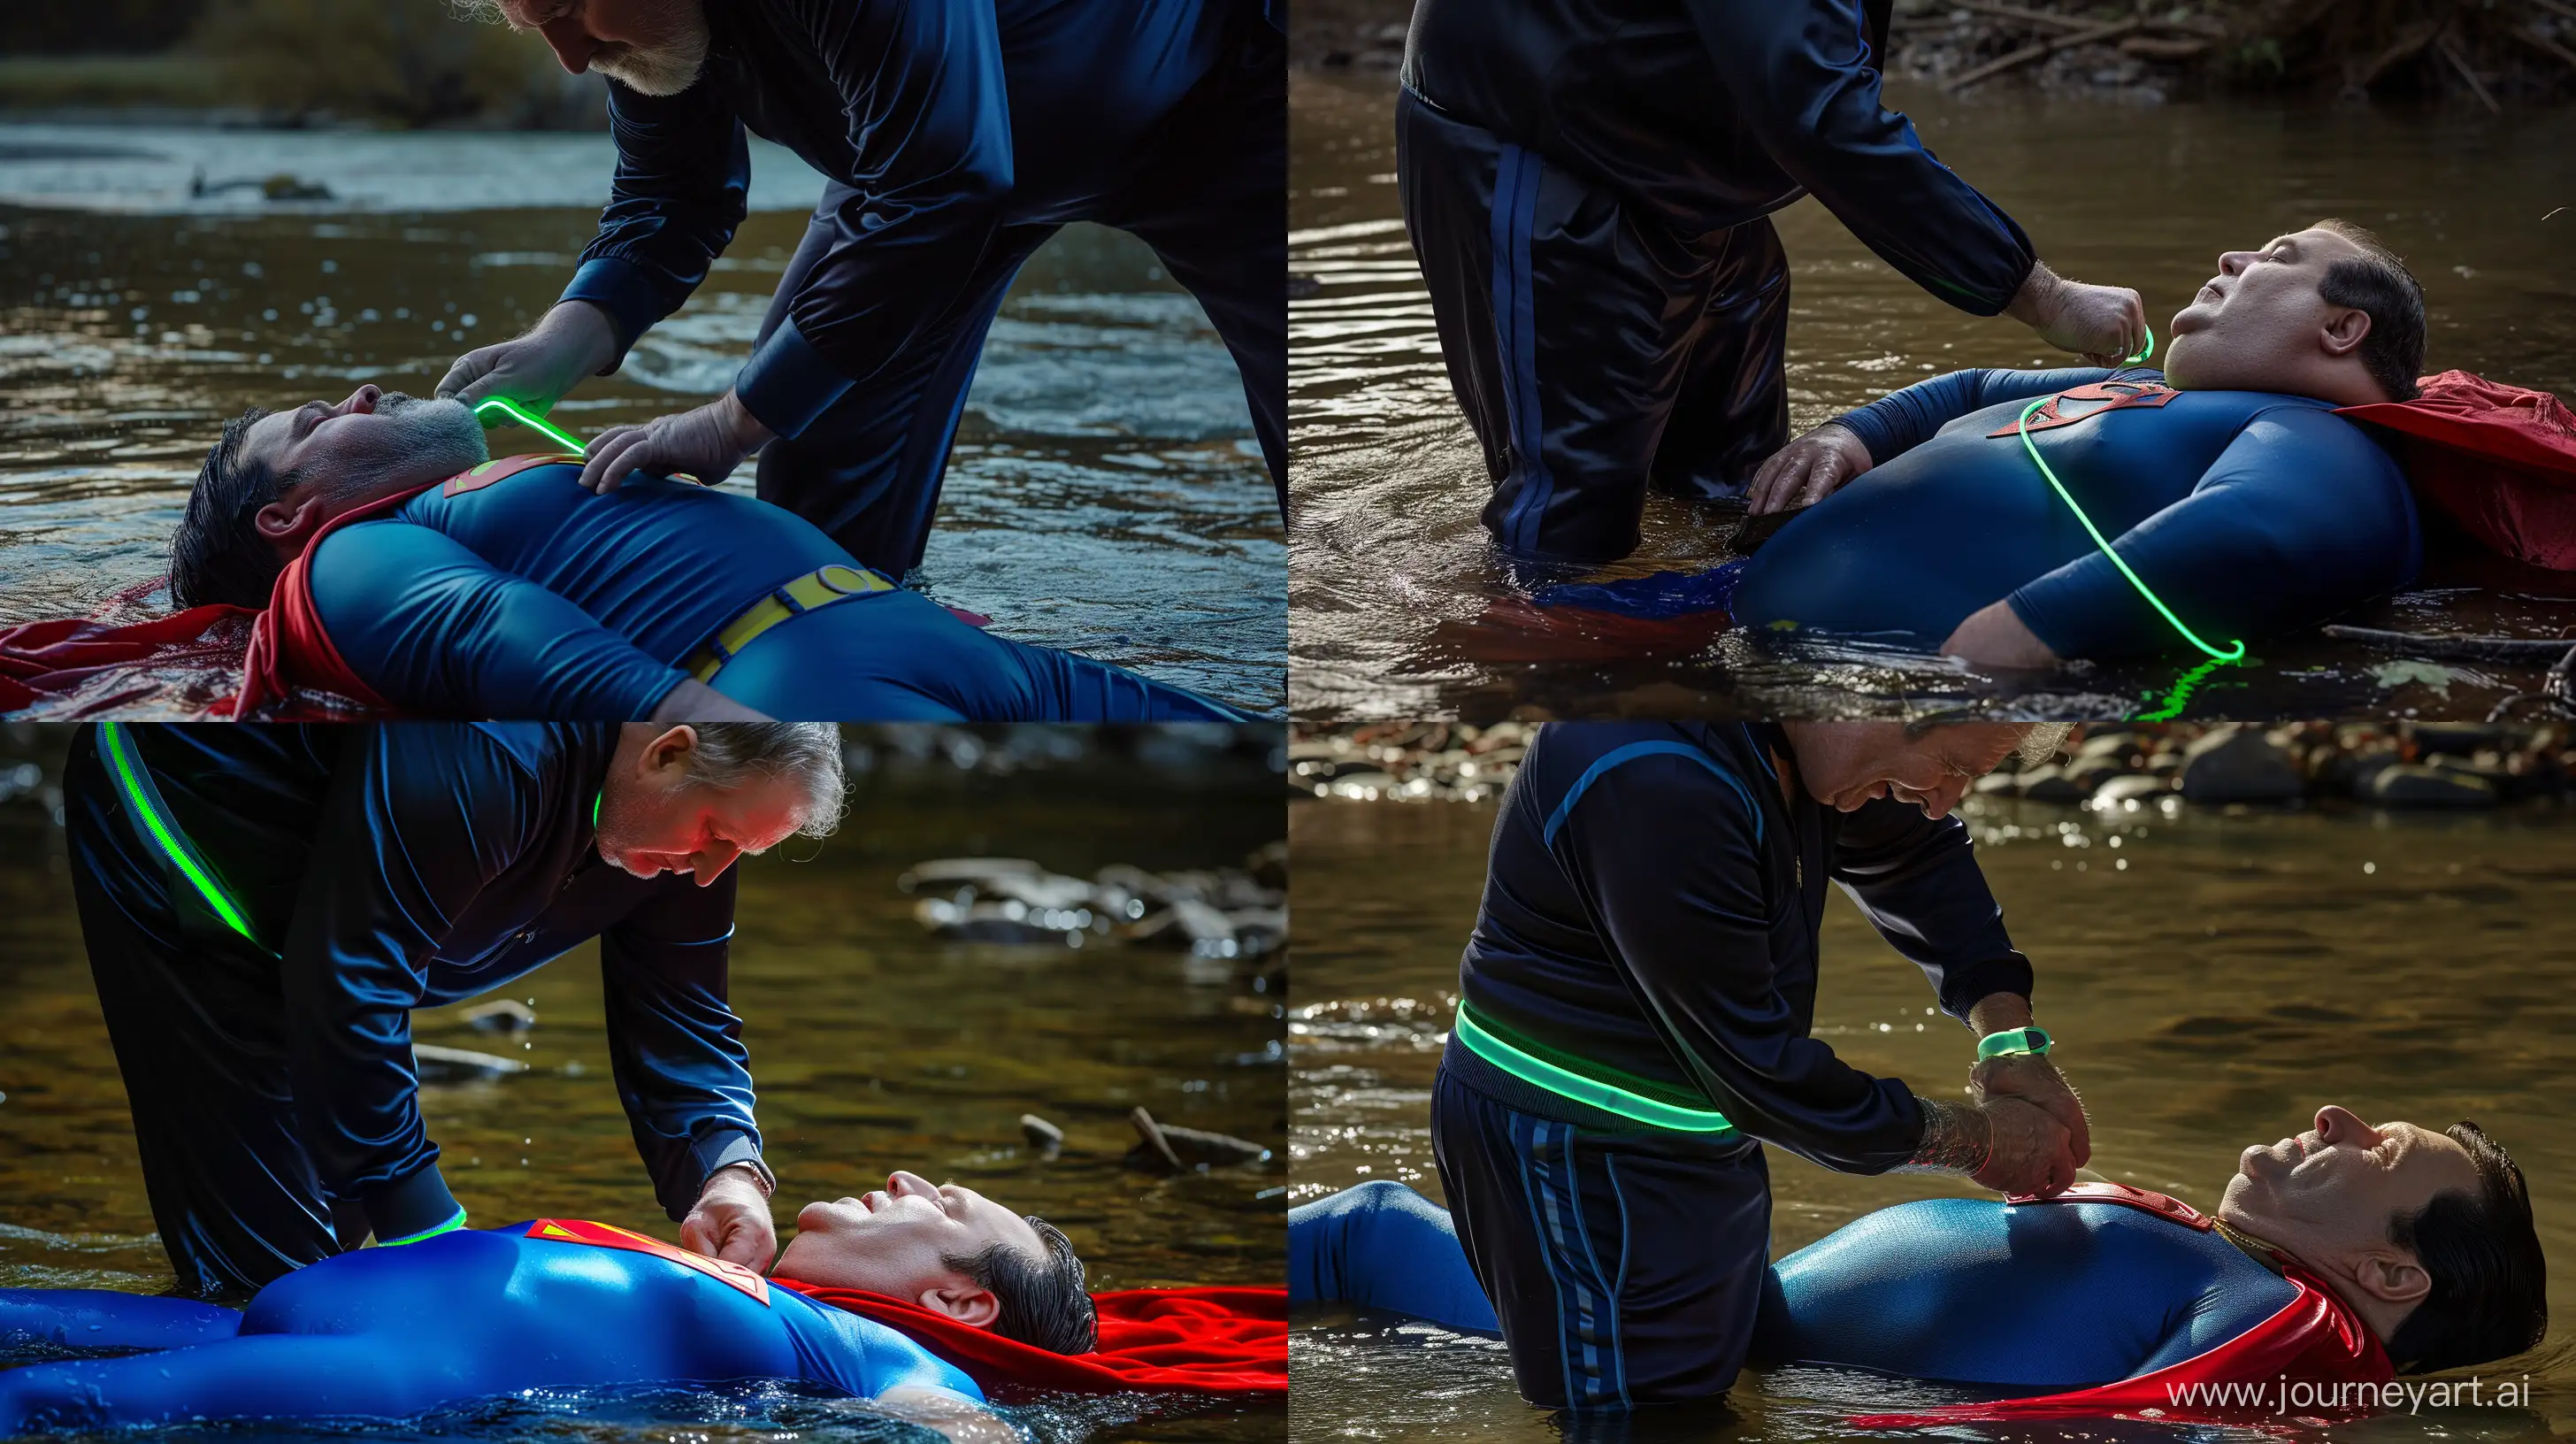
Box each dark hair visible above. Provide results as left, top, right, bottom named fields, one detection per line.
left=946, top=1217, right=1096, bottom=1356
left=2381, top=1120, right=2548, bottom=1373
left=2312, top=219, right=2426, bottom=403
left=171, top=407, right=295, bottom=610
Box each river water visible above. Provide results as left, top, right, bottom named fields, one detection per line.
left=0, top=124, right=1284, bottom=716
left=1289, top=74, right=2576, bottom=724
left=0, top=726, right=1288, bottom=1443
left=1288, top=785, right=2576, bottom=1441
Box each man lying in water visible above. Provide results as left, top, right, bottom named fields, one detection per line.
left=0, top=1171, right=1083, bottom=1441
left=1721, top=220, right=2426, bottom=665
left=1292, top=1106, right=2546, bottom=1394
left=167, top=389, right=1248, bottom=721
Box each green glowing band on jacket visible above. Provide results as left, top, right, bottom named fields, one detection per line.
left=2014, top=392, right=2245, bottom=664
left=377, top=1207, right=469, bottom=1247
left=472, top=396, right=587, bottom=456
left=1976, top=1025, right=2054, bottom=1060
left=1452, top=1002, right=1737, bottom=1135
left=98, top=723, right=260, bottom=946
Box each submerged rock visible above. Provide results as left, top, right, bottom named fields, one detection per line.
left=2180, top=726, right=2304, bottom=803
left=1020, top=1113, right=1065, bottom=1157
left=2366, top=764, right=2499, bottom=809
left=462, top=1000, right=536, bottom=1035
left=413, top=1044, right=528, bottom=1083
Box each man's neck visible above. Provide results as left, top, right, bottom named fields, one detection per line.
left=2212, top=1210, right=2407, bottom=1351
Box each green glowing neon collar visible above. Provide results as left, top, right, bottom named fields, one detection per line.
left=1452, top=1001, right=1738, bottom=1134
left=97, top=724, right=267, bottom=951
left=472, top=396, right=587, bottom=456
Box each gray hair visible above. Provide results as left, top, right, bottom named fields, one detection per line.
left=2015, top=723, right=2074, bottom=767
left=684, top=723, right=846, bottom=838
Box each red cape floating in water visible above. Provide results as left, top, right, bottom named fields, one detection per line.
left=0, top=453, right=997, bottom=718
left=2338, top=370, right=2576, bottom=572
left=775, top=1280, right=1287, bottom=1399
left=1844, top=1182, right=2390, bottom=1430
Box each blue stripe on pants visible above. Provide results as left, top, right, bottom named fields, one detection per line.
left=1513, top=1115, right=1629, bottom=1408
left=1489, top=144, right=1552, bottom=556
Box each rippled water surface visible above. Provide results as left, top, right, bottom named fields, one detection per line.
left=1288, top=788, right=2576, bottom=1440
left=0, top=730, right=1288, bottom=1442
left=1290, top=73, right=2576, bottom=723
left=0, top=125, right=1283, bottom=714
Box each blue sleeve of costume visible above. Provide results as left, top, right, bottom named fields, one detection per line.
left=279, top=728, right=556, bottom=1242
left=0, top=1291, right=242, bottom=1354
left=561, top=81, right=751, bottom=364
left=599, top=869, right=767, bottom=1221
left=729, top=0, right=1017, bottom=439
left=315, top=523, right=689, bottom=719
left=1288, top=1181, right=1499, bottom=1333
left=1833, top=366, right=2112, bottom=463
left=2007, top=405, right=2422, bottom=659
left=1682, top=1, right=2034, bottom=315
left=1547, top=747, right=1925, bottom=1172
left=1828, top=801, right=2033, bottom=1019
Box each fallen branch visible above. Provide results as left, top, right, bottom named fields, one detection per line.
left=2507, top=21, right=2576, bottom=77
left=2350, top=19, right=2443, bottom=90
left=2120, top=34, right=2209, bottom=59
left=1946, top=16, right=2141, bottom=89
left=2437, top=27, right=2503, bottom=112
left=2519, top=0, right=2576, bottom=27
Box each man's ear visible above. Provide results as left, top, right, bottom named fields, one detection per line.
left=640, top=725, right=700, bottom=777
left=2346, top=1246, right=2434, bottom=1310
left=2319, top=305, right=2373, bottom=361
left=916, top=1281, right=1001, bottom=1329
left=253, top=491, right=332, bottom=557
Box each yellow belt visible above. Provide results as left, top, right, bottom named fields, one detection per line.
left=684, top=564, right=896, bottom=682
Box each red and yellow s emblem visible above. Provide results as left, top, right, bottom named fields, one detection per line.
left=1986, top=380, right=2179, bottom=438
left=525, top=1218, right=771, bottom=1305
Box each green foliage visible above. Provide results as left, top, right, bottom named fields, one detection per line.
left=188, top=0, right=602, bottom=127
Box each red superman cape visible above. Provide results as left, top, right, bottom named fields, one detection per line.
left=774, top=1279, right=1286, bottom=1399
left=1844, top=1182, right=2391, bottom=1430
left=2339, top=370, right=2576, bottom=571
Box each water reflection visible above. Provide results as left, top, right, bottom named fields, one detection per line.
left=1288, top=73, right=2576, bottom=723
left=0, top=123, right=1283, bottom=715
left=1287, top=793, right=2576, bottom=1440
left=0, top=727, right=1288, bottom=1442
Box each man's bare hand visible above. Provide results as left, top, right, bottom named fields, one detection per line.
left=2005, top=261, right=2149, bottom=368
left=1974, top=1095, right=2078, bottom=1197
left=1746, top=422, right=1874, bottom=516
left=1939, top=600, right=2059, bottom=669
left=1973, top=1053, right=2090, bottom=1171
left=577, top=391, right=773, bottom=495
left=435, top=300, right=621, bottom=418
left=678, top=1164, right=776, bottom=1270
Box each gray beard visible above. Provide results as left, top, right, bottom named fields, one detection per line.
left=350, top=392, right=489, bottom=489
left=592, top=27, right=710, bottom=96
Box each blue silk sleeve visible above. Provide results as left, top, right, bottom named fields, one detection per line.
left=597, top=870, right=767, bottom=1220
left=561, top=81, right=752, bottom=363
left=1832, top=366, right=2112, bottom=464
left=1546, top=749, right=1926, bottom=1173
left=1683, top=1, right=2035, bottom=316
left=1828, top=801, right=2033, bottom=1020
left=2006, top=404, right=2422, bottom=659
left=311, top=522, right=689, bottom=720
left=731, top=0, right=1016, bottom=438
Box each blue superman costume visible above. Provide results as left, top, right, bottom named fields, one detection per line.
left=1429, top=721, right=2036, bottom=1409
left=230, top=456, right=1248, bottom=721
left=1724, top=366, right=2422, bottom=657
left=564, top=0, right=1284, bottom=574
left=63, top=723, right=770, bottom=1296
left=0, top=1221, right=977, bottom=1433
left=1290, top=1179, right=2392, bottom=1425
left=1399, top=0, right=2037, bottom=562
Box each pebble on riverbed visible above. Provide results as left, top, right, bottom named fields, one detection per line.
left=413, top=1043, right=529, bottom=1083
left=901, top=851, right=1287, bottom=961
left=1020, top=1113, right=1065, bottom=1158
left=1293, top=721, right=2576, bottom=811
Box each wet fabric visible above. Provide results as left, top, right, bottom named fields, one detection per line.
left=0, top=1225, right=974, bottom=1434
left=1459, top=722, right=2029, bottom=1171
left=1397, top=0, right=2035, bottom=563
left=279, top=459, right=1246, bottom=722
left=1731, top=367, right=2422, bottom=657
left=0, top=598, right=257, bottom=718
left=561, top=0, right=1284, bottom=572
left=777, top=1282, right=1289, bottom=1396
left=2340, top=369, right=2576, bottom=572
left=1430, top=1068, right=1775, bottom=1407
left=1285, top=1179, right=2388, bottom=1419
left=62, top=724, right=759, bottom=1295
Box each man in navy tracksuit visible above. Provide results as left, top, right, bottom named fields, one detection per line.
left=63, top=722, right=840, bottom=1297
left=440, top=0, right=1284, bottom=578
left=1399, top=0, right=2148, bottom=564
left=1435, top=720, right=2089, bottom=1407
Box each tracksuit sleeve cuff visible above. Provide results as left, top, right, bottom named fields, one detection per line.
left=1939, top=957, right=2037, bottom=1023
left=364, top=1162, right=464, bottom=1245
left=1831, top=404, right=1901, bottom=466
left=559, top=257, right=671, bottom=373
left=690, top=1130, right=774, bottom=1202
left=734, top=316, right=858, bottom=442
